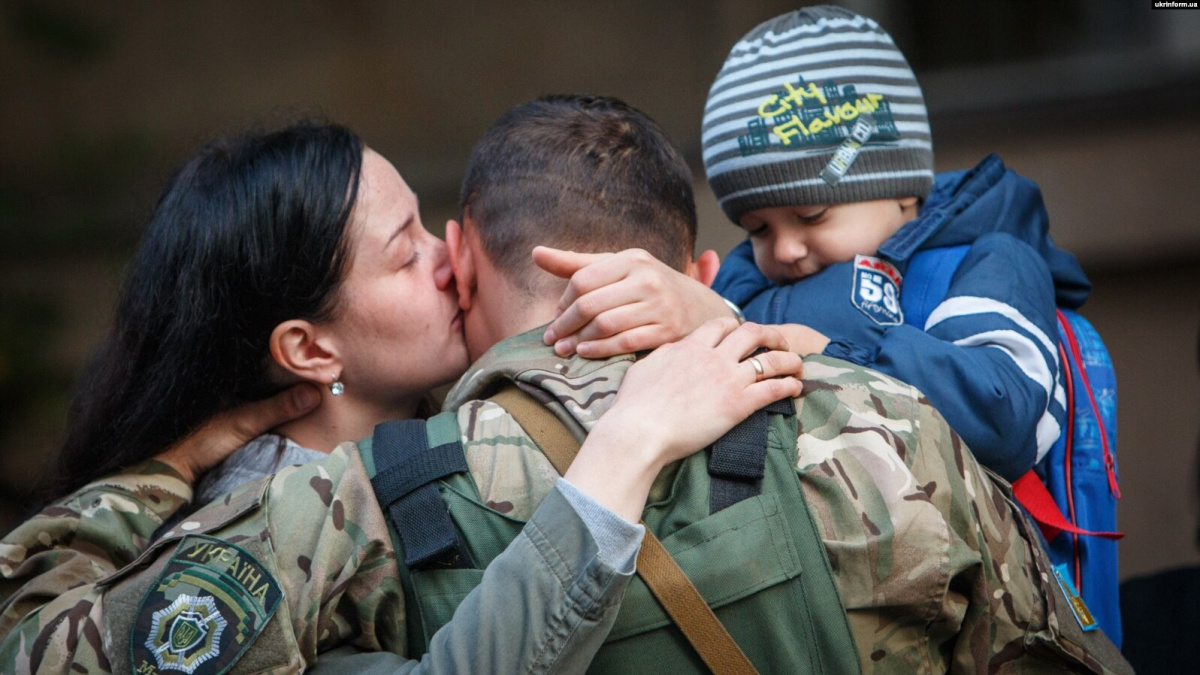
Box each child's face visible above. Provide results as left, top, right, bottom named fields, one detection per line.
left=739, top=197, right=918, bottom=283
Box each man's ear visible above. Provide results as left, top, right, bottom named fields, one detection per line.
left=269, top=320, right=341, bottom=385
left=685, top=249, right=721, bottom=288
left=446, top=219, right=475, bottom=311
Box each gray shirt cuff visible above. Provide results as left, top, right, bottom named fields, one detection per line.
left=555, top=478, right=645, bottom=574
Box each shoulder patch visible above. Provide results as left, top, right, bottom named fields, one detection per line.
left=851, top=254, right=903, bottom=326
left=130, top=534, right=282, bottom=675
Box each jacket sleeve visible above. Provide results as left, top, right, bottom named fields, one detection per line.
left=908, top=386, right=1129, bottom=674
left=305, top=483, right=636, bottom=675
left=739, top=233, right=1060, bottom=481
left=0, top=460, right=192, bottom=636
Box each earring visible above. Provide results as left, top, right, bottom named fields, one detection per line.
left=329, top=375, right=344, bottom=397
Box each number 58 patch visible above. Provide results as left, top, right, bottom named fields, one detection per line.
left=851, top=255, right=903, bottom=326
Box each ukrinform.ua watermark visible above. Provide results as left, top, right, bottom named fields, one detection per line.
left=1152, top=0, right=1198, bottom=8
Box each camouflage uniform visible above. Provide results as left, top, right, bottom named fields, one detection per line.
left=1, top=444, right=635, bottom=673
left=444, top=330, right=1123, bottom=673
left=2, top=328, right=1124, bottom=673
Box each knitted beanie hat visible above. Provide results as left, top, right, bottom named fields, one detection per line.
left=702, top=6, right=934, bottom=224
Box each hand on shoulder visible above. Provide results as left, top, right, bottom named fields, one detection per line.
left=154, top=384, right=320, bottom=483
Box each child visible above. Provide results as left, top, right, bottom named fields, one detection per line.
left=702, top=6, right=1091, bottom=481
left=538, top=6, right=1088, bottom=482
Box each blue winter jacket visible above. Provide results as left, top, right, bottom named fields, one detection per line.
left=714, top=154, right=1091, bottom=481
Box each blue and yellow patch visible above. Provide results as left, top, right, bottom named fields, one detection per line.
left=1052, top=563, right=1100, bottom=632
left=131, top=535, right=282, bottom=675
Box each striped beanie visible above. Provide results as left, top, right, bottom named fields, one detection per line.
left=702, top=6, right=934, bottom=224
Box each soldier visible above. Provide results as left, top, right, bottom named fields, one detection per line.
left=2, top=96, right=1129, bottom=673
left=0, top=120, right=801, bottom=673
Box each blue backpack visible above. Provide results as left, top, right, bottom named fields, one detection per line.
left=902, top=244, right=1124, bottom=645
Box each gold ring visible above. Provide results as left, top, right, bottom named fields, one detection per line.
left=748, top=356, right=765, bottom=383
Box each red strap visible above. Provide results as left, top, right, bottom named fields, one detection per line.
left=1012, top=471, right=1124, bottom=542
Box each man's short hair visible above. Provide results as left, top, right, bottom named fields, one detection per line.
left=460, top=95, right=697, bottom=295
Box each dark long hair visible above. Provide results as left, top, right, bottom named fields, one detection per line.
left=50, top=122, right=363, bottom=500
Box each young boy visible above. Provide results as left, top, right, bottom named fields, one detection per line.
left=540, top=6, right=1089, bottom=483
left=696, top=5, right=1097, bottom=482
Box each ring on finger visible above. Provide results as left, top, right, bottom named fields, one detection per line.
left=748, top=356, right=765, bottom=383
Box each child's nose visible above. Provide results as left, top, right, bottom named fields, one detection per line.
left=773, top=235, right=807, bottom=265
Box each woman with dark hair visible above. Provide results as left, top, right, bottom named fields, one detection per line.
left=51, top=123, right=404, bottom=503
left=0, top=121, right=802, bottom=671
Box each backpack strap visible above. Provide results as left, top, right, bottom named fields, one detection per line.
left=488, top=385, right=759, bottom=675
left=1012, top=472, right=1123, bottom=541
left=1058, top=310, right=1120, bottom=500
left=897, top=244, right=971, bottom=329
left=370, top=418, right=473, bottom=570
left=708, top=397, right=795, bottom=514
left=1012, top=310, right=1124, bottom=546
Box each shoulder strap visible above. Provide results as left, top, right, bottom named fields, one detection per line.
left=708, top=397, right=795, bottom=514
left=488, top=387, right=582, bottom=473
left=899, top=243, right=971, bottom=330
left=370, top=418, right=473, bottom=570
left=488, top=385, right=759, bottom=675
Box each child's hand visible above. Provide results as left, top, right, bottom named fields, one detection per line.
left=155, top=384, right=321, bottom=483
left=533, top=246, right=733, bottom=358
left=776, top=323, right=831, bottom=356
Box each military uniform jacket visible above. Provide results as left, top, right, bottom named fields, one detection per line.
left=0, top=451, right=636, bottom=673
left=442, top=329, right=1124, bottom=673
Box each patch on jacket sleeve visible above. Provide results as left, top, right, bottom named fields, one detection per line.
left=851, top=254, right=904, bottom=326
left=130, top=534, right=282, bottom=675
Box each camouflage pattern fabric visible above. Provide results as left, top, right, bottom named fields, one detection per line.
left=1, top=448, right=406, bottom=673
left=445, top=329, right=1125, bottom=673
left=0, top=460, right=193, bottom=637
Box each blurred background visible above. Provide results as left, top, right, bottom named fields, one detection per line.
left=1, top=0, right=1198, bottom=584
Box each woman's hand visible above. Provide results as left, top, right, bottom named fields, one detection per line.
left=154, top=384, right=321, bottom=483
left=565, top=320, right=803, bottom=521
left=605, top=319, right=803, bottom=464
left=534, top=246, right=734, bottom=358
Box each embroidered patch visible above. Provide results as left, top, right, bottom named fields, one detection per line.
left=736, top=74, right=900, bottom=157
left=1052, top=563, right=1099, bottom=632
left=851, top=255, right=903, bottom=326
left=131, top=535, right=282, bottom=674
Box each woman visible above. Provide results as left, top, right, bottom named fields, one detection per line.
left=0, top=121, right=801, bottom=671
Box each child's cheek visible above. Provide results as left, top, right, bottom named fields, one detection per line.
left=749, top=241, right=774, bottom=276
left=751, top=246, right=792, bottom=284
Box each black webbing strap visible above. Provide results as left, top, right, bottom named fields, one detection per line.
left=370, top=419, right=473, bottom=570
left=709, top=397, right=796, bottom=514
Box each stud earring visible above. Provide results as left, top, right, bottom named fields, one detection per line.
left=329, top=375, right=344, bottom=397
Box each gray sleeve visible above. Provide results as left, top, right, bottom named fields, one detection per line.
left=555, top=477, right=644, bottom=573
left=306, top=483, right=637, bottom=675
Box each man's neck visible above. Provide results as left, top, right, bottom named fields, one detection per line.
left=466, top=273, right=563, bottom=361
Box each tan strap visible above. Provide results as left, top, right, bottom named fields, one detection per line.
left=489, top=387, right=582, bottom=475
left=488, top=386, right=758, bottom=675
